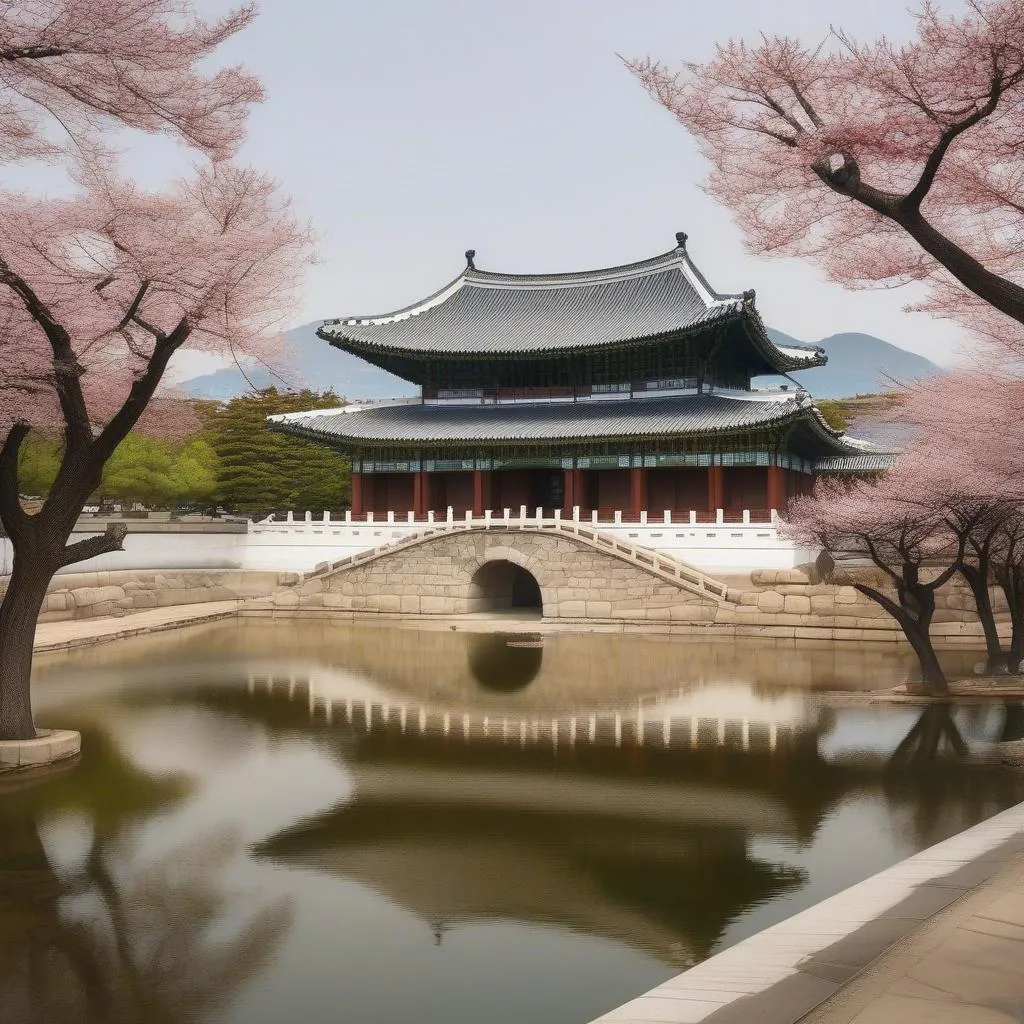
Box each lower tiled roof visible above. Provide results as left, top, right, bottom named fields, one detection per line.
left=272, top=393, right=831, bottom=445
left=814, top=454, right=895, bottom=473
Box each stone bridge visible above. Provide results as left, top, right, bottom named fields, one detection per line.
left=297, top=522, right=731, bottom=622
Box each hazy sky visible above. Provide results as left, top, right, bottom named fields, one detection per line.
left=18, top=0, right=982, bottom=379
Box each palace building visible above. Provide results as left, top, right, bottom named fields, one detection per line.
left=272, top=234, right=887, bottom=525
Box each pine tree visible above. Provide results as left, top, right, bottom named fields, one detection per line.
left=203, top=389, right=350, bottom=516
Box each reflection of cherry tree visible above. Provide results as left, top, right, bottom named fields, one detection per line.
left=889, top=705, right=968, bottom=769
left=0, top=726, right=291, bottom=1024
left=882, top=706, right=1023, bottom=850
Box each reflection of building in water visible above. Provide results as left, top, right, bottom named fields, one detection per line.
left=237, top=669, right=829, bottom=964
left=142, top=667, right=1023, bottom=967
left=251, top=667, right=824, bottom=756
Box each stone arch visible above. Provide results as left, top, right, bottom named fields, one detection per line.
left=310, top=525, right=726, bottom=621
left=469, top=559, right=544, bottom=615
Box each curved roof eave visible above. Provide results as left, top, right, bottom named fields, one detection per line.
left=316, top=244, right=827, bottom=375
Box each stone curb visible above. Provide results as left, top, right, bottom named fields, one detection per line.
left=588, top=799, right=1024, bottom=1024
left=0, top=729, right=81, bottom=769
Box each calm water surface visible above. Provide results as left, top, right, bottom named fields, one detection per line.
left=3, top=621, right=1024, bottom=1024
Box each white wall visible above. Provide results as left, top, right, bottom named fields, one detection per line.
left=0, top=530, right=248, bottom=575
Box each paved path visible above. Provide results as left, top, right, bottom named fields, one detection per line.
left=802, top=846, right=1024, bottom=1024
left=591, top=800, right=1024, bottom=1024
left=33, top=601, right=239, bottom=653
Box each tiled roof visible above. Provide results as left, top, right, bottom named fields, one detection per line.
left=319, top=245, right=825, bottom=373
left=814, top=454, right=896, bottom=473
left=271, top=393, right=841, bottom=446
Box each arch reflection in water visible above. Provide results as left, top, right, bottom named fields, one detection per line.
left=470, top=560, right=543, bottom=614
left=468, top=633, right=544, bottom=693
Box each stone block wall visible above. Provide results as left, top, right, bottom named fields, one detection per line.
left=285, top=531, right=721, bottom=621
left=0, top=569, right=290, bottom=622
left=251, top=534, right=1005, bottom=650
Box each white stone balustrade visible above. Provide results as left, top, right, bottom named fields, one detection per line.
left=243, top=508, right=816, bottom=573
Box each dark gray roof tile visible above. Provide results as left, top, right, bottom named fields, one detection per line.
left=319, top=247, right=824, bottom=372
left=274, top=394, right=816, bottom=445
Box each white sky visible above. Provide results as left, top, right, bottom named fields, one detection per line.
left=12, top=0, right=982, bottom=380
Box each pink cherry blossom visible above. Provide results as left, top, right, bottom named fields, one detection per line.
left=627, top=0, right=1024, bottom=345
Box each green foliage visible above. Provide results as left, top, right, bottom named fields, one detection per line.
left=203, top=388, right=349, bottom=515
left=814, top=399, right=849, bottom=433
left=15, top=390, right=346, bottom=514
left=17, top=434, right=62, bottom=497
left=99, top=434, right=221, bottom=506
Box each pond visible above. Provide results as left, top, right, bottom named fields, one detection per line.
left=3, top=621, right=1024, bottom=1024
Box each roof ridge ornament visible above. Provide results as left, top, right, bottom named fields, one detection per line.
left=742, top=288, right=756, bottom=305
left=465, top=249, right=476, bottom=270
left=675, top=231, right=688, bottom=250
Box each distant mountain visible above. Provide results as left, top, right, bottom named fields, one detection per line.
left=178, top=321, right=417, bottom=401
left=760, top=330, right=942, bottom=399
left=179, top=321, right=942, bottom=403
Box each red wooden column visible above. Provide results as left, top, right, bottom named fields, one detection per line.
left=350, top=471, right=363, bottom=519
left=413, top=470, right=429, bottom=519
left=562, top=468, right=582, bottom=516
left=473, top=469, right=493, bottom=517
left=767, top=465, right=787, bottom=516
left=707, top=465, right=725, bottom=515
left=629, top=466, right=647, bottom=520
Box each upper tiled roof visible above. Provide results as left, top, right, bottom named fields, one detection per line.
left=270, top=392, right=857, bottom=450
left=318, top=242, right=825, bottom=372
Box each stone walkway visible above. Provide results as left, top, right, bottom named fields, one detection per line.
left=32, top=601, right=239, bottom=653
left=802, top=847, right=1024, bottom=1024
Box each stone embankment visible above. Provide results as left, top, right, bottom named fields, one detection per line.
left=0, top=569, right=293, bottom=623
left=238, top=527, right=1008, bottom=648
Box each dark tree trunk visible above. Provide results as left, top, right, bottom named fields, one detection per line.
left=895, top=208, right=1024, bottom=328
left=0, top=443, right=124, bottom=742
left=855, top=581, right=948, bottom=696
left=996, top=565, right=1024, bottom=673
left=900, top=618, right=949, bottom=695
left=0, top=554, right=54, bottom=740
left=959, top=562, right=1006, bottom=673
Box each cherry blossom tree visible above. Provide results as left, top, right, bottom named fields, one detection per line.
left=627, top=0, right=1024, bottom=345
left=895, top=369, right=1024, bottom=671
left=0, top=2, right=313, bottom=741
left=786, top=470, right=963, bottom=694
left=0, top=0, right=262, bottom=160
left=790, top=369, right=1024, bottom=688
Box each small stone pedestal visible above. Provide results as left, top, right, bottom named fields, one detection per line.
left=0, top=730, right=81, bottom=770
